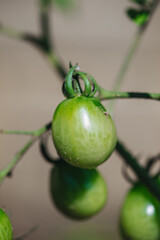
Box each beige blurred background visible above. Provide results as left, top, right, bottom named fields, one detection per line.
left=0, top=0, right=160, bottom=239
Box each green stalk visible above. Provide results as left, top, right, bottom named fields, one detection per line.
left=0, top=123, right=51, bottom=184
left=98, top=88, right=160, bottom=101
left=0, top=130, right=38, bottom=136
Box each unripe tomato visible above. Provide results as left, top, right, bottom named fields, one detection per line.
left=52, top=96, right=117, bottom=169
left=120, top=183, right=160, bottom=240
left=0, top=209, right=13, bottom=240
left=50, top=160, right=107, bottom=219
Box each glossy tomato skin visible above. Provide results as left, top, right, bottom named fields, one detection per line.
left=0, top=209, right=13, bottom=240
left=50, top=160, right=107, bottom=219
left=52, top=96, right=117, bottom=169
left=120, top=183, right=160, bottom=240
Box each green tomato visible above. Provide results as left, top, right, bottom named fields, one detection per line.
left=50, top=160, right=107, bottom=219
left=52, top=96, right=117, bottom=169
left=120, top=182, right=160, bottom=240
left=0, top=209, right=13, bottom=240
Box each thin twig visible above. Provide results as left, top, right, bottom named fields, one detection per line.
left=15, top=225, right=38, bottom=240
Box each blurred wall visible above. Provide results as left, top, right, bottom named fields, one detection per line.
left=0, top=0, right=160, bottom=239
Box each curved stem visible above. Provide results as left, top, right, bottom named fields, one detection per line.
left=98, top=88, right=160, bottom=101
left=39, top=131, right=59, bottom=164
left=116, top=139, right=160, bottom=201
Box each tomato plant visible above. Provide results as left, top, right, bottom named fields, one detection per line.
left=0, top=209, right=13, bottom=240
left=50, top=160, right=107, bottom=219
left=52, top=67, right=117, bottom=169
left=119, top=182, right=160, bottom=240
left=0, top=0, right=160, bottom=239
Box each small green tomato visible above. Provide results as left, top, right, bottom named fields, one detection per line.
left=50, top=160, right=107, bottom=219
left=52, top=96, right=117, bottom=169
left=0, top=209, right=13, bottom=240
left=120, top=182, right=160, bottom=240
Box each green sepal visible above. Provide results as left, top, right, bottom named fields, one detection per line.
left=63, top=65, right=78, bottom=98
left=127, top=8, right=149, bottom=25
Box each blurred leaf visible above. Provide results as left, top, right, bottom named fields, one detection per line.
left=40, top=0, right=52, bottom=8
left=53, top=0, right=75, bottom=11
left=127, top=8, right=149, bottom=25
left=129, top=0, right=148, bottom=6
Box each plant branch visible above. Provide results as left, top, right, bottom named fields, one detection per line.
left=0, top=23, right=24, bottom=39
left=112, top=29, right=142, bottom=93
left=0, top=122, right=51, bottom=184
left=0, top=130, right=38, bottom=136
left=40, top=6, right=53, bottom=52
left=39, top=4, right=67, bottom=78
left=116, top=139, right=160, bottom=201
left=109, top=0, right=160, bottom=112
left=0, top=17, right=66, bottom=79
left=98, top=88, right=160, bottom=101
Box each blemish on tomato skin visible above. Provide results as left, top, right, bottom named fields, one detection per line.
left=104, top=111, right=109, bottom=118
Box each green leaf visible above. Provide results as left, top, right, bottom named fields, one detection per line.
left=127, top=8, right=149, bottom=25
left=40, top=0, right=52, bottom=8
left=129, top=0, right=148, bottom=6
left=53, top=0, right=75, bottom=11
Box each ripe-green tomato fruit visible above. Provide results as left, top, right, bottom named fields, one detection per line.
left=50, top=160, right=107, bottom=219
left=52, top=96, right=117, bottom=169
left=120, top=183, right=160, bottom=240
left=0, top=209, right=13, bottom=240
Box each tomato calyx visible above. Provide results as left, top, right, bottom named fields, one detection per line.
left=62, top=65, right=98, bottom=99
